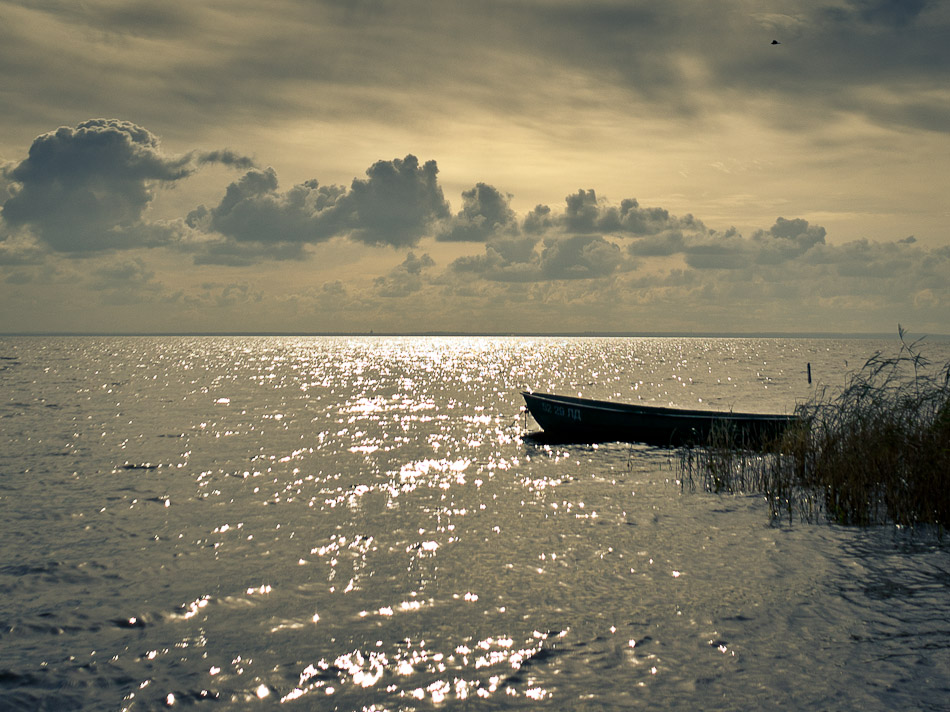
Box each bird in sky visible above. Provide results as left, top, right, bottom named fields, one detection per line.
left=771, top=39, right=781, bottom=44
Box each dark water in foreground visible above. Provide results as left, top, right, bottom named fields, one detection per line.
left=1, top=336, right=948, bottom=711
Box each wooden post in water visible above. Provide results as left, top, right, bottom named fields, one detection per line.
left=807, top=363, right=812, bottom=384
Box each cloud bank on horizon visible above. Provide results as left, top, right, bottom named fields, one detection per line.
left=1, top=117, right=947, bottom=334
left=0, top=0, right=948, bottom=334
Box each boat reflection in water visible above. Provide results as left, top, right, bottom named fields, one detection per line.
left=522, top=390, right=799, bottom=448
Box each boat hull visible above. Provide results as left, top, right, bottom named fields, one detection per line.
left=522, top=391, right=797, bottom=447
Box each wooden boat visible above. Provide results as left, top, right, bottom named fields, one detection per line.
left=522, top=391, right=799, bottom=447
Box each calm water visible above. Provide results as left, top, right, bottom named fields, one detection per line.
left=1, top=336, right=948, bottom=711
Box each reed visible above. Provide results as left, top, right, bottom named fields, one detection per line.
left=680, top=327, right=950, bottom=527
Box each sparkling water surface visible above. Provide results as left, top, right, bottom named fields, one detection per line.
left=1, top=336, right=948, bottom=710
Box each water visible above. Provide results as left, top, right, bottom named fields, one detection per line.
left=1, top=336, right=948, bottom=711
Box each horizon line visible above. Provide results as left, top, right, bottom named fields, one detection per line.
left=3, top=330, right=947, bottom=340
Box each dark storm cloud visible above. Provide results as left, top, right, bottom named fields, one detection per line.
left=0, top=119, right=255, bottom=254
left=189, top=155, right=450, bottom=255
left=437, top=183, right=518, bottom=242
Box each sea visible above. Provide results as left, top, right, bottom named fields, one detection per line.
left=1, top=335, right=948, bottom=711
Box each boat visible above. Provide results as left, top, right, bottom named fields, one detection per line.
left=522, top=391, right=799, bottom=447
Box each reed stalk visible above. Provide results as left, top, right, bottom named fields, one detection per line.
left=679, top=327, right=950, bottom=527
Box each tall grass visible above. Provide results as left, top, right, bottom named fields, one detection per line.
left=680, top=328, right=950, bottom=527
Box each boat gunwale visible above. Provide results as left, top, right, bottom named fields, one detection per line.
left=522, top=390, right=798, bottom=423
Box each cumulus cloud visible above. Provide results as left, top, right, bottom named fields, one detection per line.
left=0, top=163, right=15, bottom=204
left=452, top=233, right=626, bottom=282
left=682, top=218, right=825, bottom=269
left=188, top=168, right=346, bottom=247
left=187, top=154, right=450, bottom=257
left=437, top=182, right=518, bottom=242
left=560, top=189, right=705, bottom=237
left=452, top=241, right=540, bottom=283
left=448, top=190, right=705, bottom=282
left=0, top=231, right=47, bottom=266
left=627, top=230, right=689, bottom=257
left=539, top=234, right=625, bottom=280
left=523, top=204, right=555, bottom=235
left=374, top=251, right=436, bottom=297
left=682, top=231, right=750, bottom=270
left=0, top=119, right=192, bottom=252
left=750, top=217, right=826, bottom=264
left=0, top=119, right=259, bottom=254
left=345, top=155, right=450, bottom=247
left=1, top=119, right=946, bottom=333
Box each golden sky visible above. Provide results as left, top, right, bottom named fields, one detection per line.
left=1, top=0, right=948, bottom=333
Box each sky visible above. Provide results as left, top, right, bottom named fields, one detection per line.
left=1, top=0, right=948, bottom=335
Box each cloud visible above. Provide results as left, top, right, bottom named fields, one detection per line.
left=188, top=154, right=449, bottom=256
left=750, top=217, right=826, bottom=264
left=437, top=182, right=518, bottom=242
left=832, top=0, right=934, bottom=28
left=195, top=149, right=258, bottom=171
left=452, top=233, right=625, bottom=283
left=0, top=119, right=255, bottom=254
left=188, top=168, right=346, bottom=248
left=5, top=0, right=947, bottom=150
left=344, top=155, right=450, bottom=247
left=682, top=231, right=750, bottom=270
left=560, top=189, right=705, bottom=237
left=86, top=256, right=171, bottom=305
left=0, top=119, right=192, bottom=252
left=681, top=218, right=826, bottom=269
left=627, top=230, right=689, bottom=257
left=446, top=201, right=947, bottom=336
left=374, top=251, right=435, bottom=297
left=91, top=257, right=155, bottom=285
left=1, top=117, right=947, bottom=334
left=539, top=234, right=625, bottom=280
left=523, top=204, right=555, bottom=235
left=0, top=163, right=15, bottom=204
left=189, top=238, right=310, bottom=267
left=0, top=231, right=47, bottom=266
